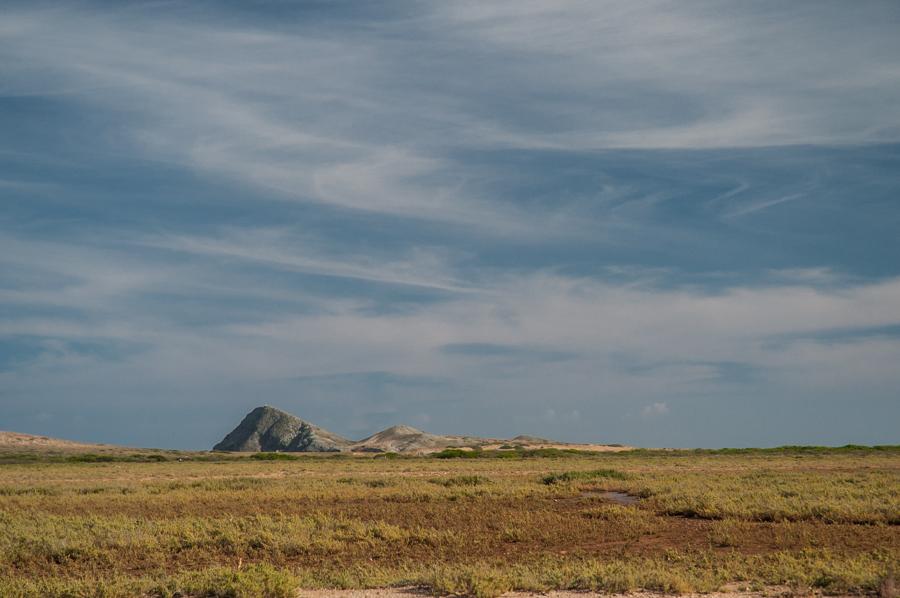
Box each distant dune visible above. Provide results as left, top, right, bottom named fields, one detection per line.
left=351, top=424, right=494, bottom=453
left=0, top=430, right=117, bottom=453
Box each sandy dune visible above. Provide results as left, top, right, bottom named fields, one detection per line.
left=0, top=430, right=114, bottom=452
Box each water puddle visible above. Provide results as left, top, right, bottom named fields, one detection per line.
left=581, top=490, right=640, bottom=505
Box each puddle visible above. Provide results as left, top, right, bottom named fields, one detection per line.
left=581, top=490, right=640, bottom=505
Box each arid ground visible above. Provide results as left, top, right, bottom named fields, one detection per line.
left=0, top=445, right=897, bottom=597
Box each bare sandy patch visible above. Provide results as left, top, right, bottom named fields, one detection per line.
left=0, top=430, right=112, bottom=451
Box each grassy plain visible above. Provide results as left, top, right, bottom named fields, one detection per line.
left=0, top=447, right=897, bottom=597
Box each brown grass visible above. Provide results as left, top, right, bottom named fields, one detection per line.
left=0, top=449, right=897, bottom=597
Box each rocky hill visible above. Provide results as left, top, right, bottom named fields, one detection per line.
left=212, top=406, right=352, bottom=452
left=213, top=405, right=631, bottom=454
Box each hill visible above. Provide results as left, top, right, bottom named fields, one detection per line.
left=212, top=405, right=352, bottom=452
left=0, top=431, right=118, bottom=453
left=351, top=425, right=492, bottom=453
left=213, top=406, right=632, bottom=454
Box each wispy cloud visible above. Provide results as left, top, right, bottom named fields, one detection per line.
left=431, top=1, right=900, bottom=149
left=725, top=193, right=807, bottom=218
left=2, top=2, right=899, bottom=447
left=0, top=6, right=540, bottom=232
left=8, top=236, right=900, bottom=388
left=4, top=233, right=900, bottom=445
left=3, top=2, right=899, bottom=228
left=137, top=229, right=472, bottom=293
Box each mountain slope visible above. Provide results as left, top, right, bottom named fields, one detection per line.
left=213, top=406, right=351, bottom=452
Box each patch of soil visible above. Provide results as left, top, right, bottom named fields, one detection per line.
left=581, top=490, right=640, bottom=505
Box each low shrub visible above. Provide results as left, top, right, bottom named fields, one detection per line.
left=542, top=469, right=628, bottom=485
left=65, top=454, right=116, bottom=463
left=433, top=448, right=480, bottom=459
left=372, top=451, right=402, bottom=459
left=430, top=475, right=490, bottom=487
left=249, top=452, right=298, bottom=461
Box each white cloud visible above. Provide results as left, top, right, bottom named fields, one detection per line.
left=6, top=233, right=900, bottom=408
left=3, top=232, right=900, bottom=448
left=641, top=402, right=669, bottom=417
left=137, top=228, right=472, bottom=293
left=432, top=0, right=900, bottom=149
left=1, top=1, right=897, bottom=240
left=2, top=3, right=899, bottom=445
left=0, top=6, right=541, bottom=232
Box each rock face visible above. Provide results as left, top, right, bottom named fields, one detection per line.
left=213, top=406, right=352, bottom=452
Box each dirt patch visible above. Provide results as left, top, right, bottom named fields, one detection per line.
left=581, top=490, right=640, bottom=505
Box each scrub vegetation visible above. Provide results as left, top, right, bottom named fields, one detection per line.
left=0, top=447, right=897, bottom=597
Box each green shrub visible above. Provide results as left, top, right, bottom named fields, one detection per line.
left=249, top=452, right=298, bottom=461
left=525, top=447, right=589, bottom=458
left=139, top=454, right=168, bottom=462
left=65, top=453, right=116, bottom=463
left=430, top=475, right=490, bottom=487
left=373, top=452, right=402, bottom=459
left=433, top=448, right=480, bottom=459
left=542, top=469, right=628, bottom=485
left=491, top=450, right=519, bottom=459
left=363, top=479, right=394, bottom=488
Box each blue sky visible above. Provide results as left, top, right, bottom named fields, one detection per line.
left=2, top=1, right=899, bottom=449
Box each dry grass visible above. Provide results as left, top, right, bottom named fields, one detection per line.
left=0, top=448, right=897, bottom=597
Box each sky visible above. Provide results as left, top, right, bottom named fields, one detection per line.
left=2, top=1, right=900, bottom=449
